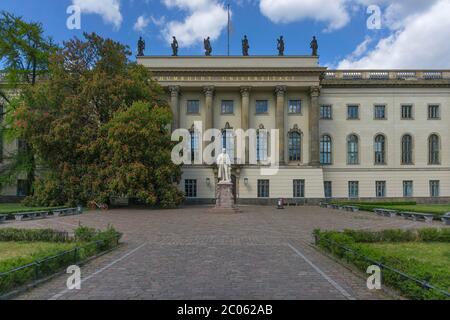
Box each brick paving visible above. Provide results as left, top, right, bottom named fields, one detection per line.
left=1, top=205, right=444, bottom=300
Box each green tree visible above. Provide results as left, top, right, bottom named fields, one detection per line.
left=12, top=32, right=183, bottom=207
left=0, top=11, right=57, bottom=191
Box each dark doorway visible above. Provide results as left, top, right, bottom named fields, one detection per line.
left=231, top=175, right=237, bottom=204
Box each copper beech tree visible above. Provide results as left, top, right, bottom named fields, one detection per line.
left=13, top=33, right=184, bottom=207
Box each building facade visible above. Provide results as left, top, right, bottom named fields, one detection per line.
left=1, top=56, right=450, bottom=204
left=137, top=56, right=450, bottom=204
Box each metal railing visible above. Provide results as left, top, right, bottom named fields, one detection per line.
left=0, top=236, right=120, bottom=297
left=315, top=234, right=450, bottom=299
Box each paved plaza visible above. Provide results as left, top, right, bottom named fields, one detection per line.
left=1, top=205, right=443, bottom=300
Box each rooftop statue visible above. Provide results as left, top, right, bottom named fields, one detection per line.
left=277, top=36, right=285, bottom=56
left=310, top=36, right=319, bottom=56
left=137, top=36, right=145, bottom=56
left=204, top=37, right=212, bottom=56
left=171, top=36, right=179, bottom=56
left=242, top=35, right=249, bottom=56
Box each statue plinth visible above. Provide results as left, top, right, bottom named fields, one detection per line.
left=210, top=181, right=241, bottom=214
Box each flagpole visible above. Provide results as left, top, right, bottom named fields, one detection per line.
left=227, top=3, right=230, bottom=56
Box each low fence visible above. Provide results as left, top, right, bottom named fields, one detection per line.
left=0, top=235, right=120, bottom=298
left=314, top=233, right=450, bottom=299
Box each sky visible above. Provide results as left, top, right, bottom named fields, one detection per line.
left=1, top=0, right=450, bottom=69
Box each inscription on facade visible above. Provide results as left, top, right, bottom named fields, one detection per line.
left=154, top=75, right=301, bottom=82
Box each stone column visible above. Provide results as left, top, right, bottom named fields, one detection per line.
left=309, top=86, right=321, bottom=166
left=203, top=86, right=215, bottom=130
left=168, top=86, right=180, bottom=131
left=240, top=87, right=251, bottom=164
left=275, top=85, right=287, bottom=164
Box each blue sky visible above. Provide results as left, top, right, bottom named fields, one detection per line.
left=1, top=0, right=449, bottom=69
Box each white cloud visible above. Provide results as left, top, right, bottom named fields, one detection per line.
left=133, top=15, right=151, bottom=32
left=259, top=0, right=350, bottom=31
left=337, top=0, right=450, bottom=69
left=161, top=0, right=229, bottom=47
left=72, top=0, right=123, bottom=29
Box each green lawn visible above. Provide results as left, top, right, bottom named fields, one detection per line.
left=331, top=201, right=450, bottom=216
left=358, top=242, right=450, bottom=271
left=0, top=203, right=67, bottom=214
left=0, top=242, right=76, bottom=262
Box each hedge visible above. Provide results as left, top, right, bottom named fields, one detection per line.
left=0, top=225, right=122, bottom=296
left=314, top=228, right=450, bottom=300
left=0, top=228, right=70, bottom=242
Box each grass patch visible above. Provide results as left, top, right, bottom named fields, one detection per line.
left=330, top=201, right=450, bottom=216
left=0, top=203, right=68, bottom=214
left=315, top=228, right=450, bottom=300
left=0, top=242, right=77, bottom=270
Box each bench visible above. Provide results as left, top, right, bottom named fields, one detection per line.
left=400, top=212, right=435, bottom=223
left=343, top=205, right=359, bottom=212
left=0, top=214, right=7, bottom=223
left=14, top=212, right=39, bottom=221
left=373, top=208, right=398, bottom=218
left=319, top=202, right=328, bottom=208
left=442, top=213, right=450, bottom=226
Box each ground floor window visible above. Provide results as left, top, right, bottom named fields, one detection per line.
left=403, top=181, right=413, bottom=197
left=257, top=180, right=270, bottom=198
left=430, top=180, right=440, bottom=197
left=375, top=181, right=386, bottom=198
left=293, top=179, right=305, bottom=198
left=17, top=179, right=30, bottom=197
left=348, top=181, right=359, bottom=198
left=324, top=181, right=332, bottom=198
left=184, top=179, right=197, bottom=198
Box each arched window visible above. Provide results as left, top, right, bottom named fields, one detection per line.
left=288, top=126, right=302, bottom=162
left=347, top=134, right=359, bottom=165
left=221, top=122, right=234, bottom=163
left=189, top=125, right=200, bottom=163
left=374, top=134, right=386, bottom=164
left=429, top=134, right=440, bottom=164
left=401, top=134, right=413, bottom=164
left=256, top=125, right=268, bottom=161
left=320, top=135, right=332, bottom=165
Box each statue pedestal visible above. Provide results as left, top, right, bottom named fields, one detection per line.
left=210, top=181, right=241, bottom=214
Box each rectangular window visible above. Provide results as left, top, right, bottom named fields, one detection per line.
left=187, top=100, right=199, bottom=114
left=256, top=100, right=268, bottom=114
left=221, top=100, right=234, bottom=114
left=293, top=179, right=305, bottom=198
left=376, top=181, right=386, bottom=198
left=256, top=130, right=268, bottom=161
left=288, top=100, right=302, bottom=114
left=374, top=105, right=386, bottom=119
left=430, top=180, right=440, bottom=197
left=428, top=104, right=440, bottom=119
left=401, top=105, right=413, bottom=119
left=348, top=181, right=359, bottom=198
left=184, top=179, right=197, bottom=198
left=257, top=179, right=270, bottom=198
left=324, top=181, right=332, bottom=198
left=320, top=105, right=332, bottom=119
left=190, top=131, right=200, bottom=163
left=347, top=105, right=359, bottom=119
left=17, top=179, right=30, bottom=197
left=403, top=181, right=413, bottom=197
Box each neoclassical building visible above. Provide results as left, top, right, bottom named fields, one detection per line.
left=137, top=56, right=450, bottom=204
left=1, top=56, right=450, bottom=204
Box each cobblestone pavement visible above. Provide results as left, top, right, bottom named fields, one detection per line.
left=1, top=205, right=443, bottom=300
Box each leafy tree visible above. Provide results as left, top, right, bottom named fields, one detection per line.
left=0, top=11, right=57, bottom=190
left=12, top=32, right=183, bottom=207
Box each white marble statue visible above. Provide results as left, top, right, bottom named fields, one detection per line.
left=216, top=148, right=231, bottom=182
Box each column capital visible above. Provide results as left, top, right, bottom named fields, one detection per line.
left=310, top=86, right=321, bottom=97
left=275, top=85, right=287, bottom=97
left=168, top=85, right=180, bottom=96
left=203, top=86, right=215, bottom=97
left=240, top=86, right=251, bottom=97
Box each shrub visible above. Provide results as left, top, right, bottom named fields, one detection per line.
left=0, top=228, right=69, bottom=242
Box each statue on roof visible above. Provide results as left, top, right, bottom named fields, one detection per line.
left=137, top=36, right=145, bottom=56
left=242, top=35, right=249, bottom=56
left=310, top=36, right=318, bottom=56
left=204, top=37, right=212, bottom=56
left=277, top=36, right=285, bottom=56
left=171, top=36, right=179, bottom=56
